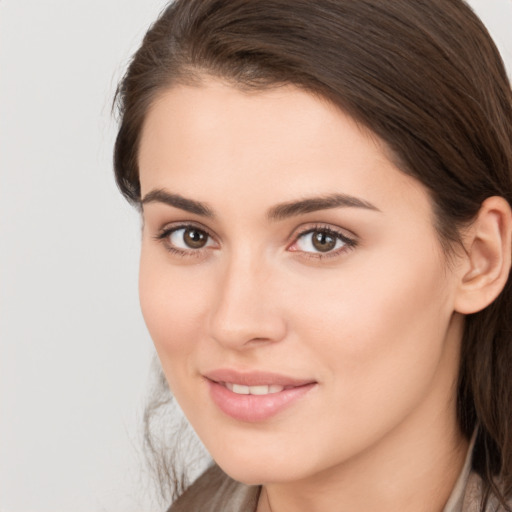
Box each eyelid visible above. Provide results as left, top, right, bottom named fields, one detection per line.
left=155, top=219, right=215, bottom=238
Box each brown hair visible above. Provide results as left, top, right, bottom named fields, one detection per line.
left=114, top=0, right=512, bottom=508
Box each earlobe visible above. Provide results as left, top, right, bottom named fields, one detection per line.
left=454, top=196, right=512, bottom=315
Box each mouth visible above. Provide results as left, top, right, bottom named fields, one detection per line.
left=203, top=369, right=317, bottom=422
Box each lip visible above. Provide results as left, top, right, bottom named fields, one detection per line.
left=204, top=369, right=315, bottom=387
left=204, top=369, right=317, bottom=422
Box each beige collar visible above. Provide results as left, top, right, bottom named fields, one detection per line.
left=442, top=430, right=478, bottom=512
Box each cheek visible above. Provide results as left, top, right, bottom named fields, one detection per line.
left=138, top=250, right=209, bottom=365
left=290, top=241, right=455, bottom=401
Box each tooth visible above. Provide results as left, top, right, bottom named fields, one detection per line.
left=249, top=385, right=269, bottom=395
left=226, top=383, right=286, bottom=395
left=232, top=384, right=250, bottom=394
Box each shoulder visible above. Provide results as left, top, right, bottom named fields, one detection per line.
left=168, top=464, right=260, bottom=512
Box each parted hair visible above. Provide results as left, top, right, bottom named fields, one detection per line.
left=114, top=1, right=512, bottom=509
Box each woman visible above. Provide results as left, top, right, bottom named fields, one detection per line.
left=113, top=0, right=512, bottom=510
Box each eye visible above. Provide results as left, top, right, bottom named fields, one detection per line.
left=169, top=227, right=212, bottom=249
left=289, top=226, right=356, bottom=258
left=155, top=224, right=217, bottom=255
left=297, top=230, right=341, bottom=253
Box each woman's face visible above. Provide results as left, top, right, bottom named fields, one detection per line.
left=138, top=78, right=464, bottom=485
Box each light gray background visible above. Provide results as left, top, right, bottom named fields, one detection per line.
left=1, top=1, right=511, bottom=511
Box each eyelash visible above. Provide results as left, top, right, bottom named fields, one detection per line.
left=154, top=222, right=358, bottom=260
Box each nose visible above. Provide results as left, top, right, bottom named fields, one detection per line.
left=208, top=254, right=287, bottom=350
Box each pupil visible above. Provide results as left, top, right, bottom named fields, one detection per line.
left=312, top=231, right=336, bottom=252
left=185, top=228, right=207, bottom=248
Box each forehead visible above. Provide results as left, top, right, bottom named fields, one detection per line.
left=138, top=78, right=432, bottom=221
left=139, top=79, right=366, bottom=164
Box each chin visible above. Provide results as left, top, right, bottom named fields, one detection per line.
left=208, top=443, right=317, bottom=486
left=216, top=460, right=289, bottom=486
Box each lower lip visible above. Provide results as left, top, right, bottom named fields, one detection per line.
left=207, top=380, right=316, bottom=422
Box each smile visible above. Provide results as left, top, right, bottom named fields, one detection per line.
left=204, top=369, right=317, bottom=422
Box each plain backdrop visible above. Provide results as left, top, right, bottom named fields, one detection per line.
left=1, top=1, right=511, bottom=511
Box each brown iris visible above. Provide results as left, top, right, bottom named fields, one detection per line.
left=312, top=230, right=337, bottom=252
left=183, top=228, right=208, bottom=249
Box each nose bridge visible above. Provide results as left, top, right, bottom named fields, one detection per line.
left=208, top=248, right=286, bottom=348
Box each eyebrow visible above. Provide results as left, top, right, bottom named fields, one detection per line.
left=141, top=189, right=215, bottom=217
left=267, top=193, right=380, bottom=221
left=141, top=189, right=379, bottom=220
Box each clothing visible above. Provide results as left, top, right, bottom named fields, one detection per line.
left=168, top=440, right=510, bottom=512
left=169, top=464, right=260, bottom=512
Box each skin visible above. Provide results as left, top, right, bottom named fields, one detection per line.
left=138, top=78, right=472, bottom=512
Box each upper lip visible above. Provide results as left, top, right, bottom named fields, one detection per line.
left=203, top=369, right=316, bottom=387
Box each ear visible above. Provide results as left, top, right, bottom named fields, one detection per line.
left=454, top=196, right=512, bottom=314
